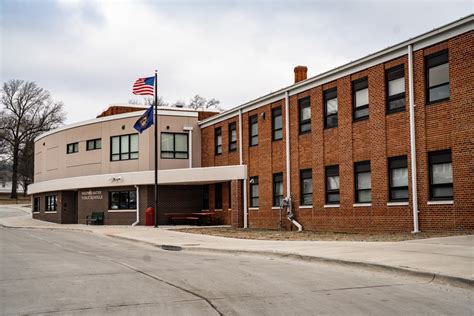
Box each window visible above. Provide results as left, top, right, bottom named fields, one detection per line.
left=202, top=185, right=209, bottom=210
left=111, top=134, right=138, bottom=161
left=250, top=176, right=259, bottom=207
left=298, top=97, right=311, bottom=134
left=429, top=150, right=453, bottom=200
left=161, top=133, right=188, bottom=159
left=228, top=122, right=237, bottom=152
left=352, top=77, right=369, bottom=121
left=300, top=169, right=312, bottom=205
left=249, top=115, right=258, bottom=146
left=324, top=88, right=338, bottom=128
left=272, top=107, right=283, bottom=141
left=67, top=142, right=78, bottom=154
left=33, top=197, right=40, bottom=213
left=86, top=138, right=101, bottom=151
left=45, top=195, right=57, bottom=212
left=109, top=191, right=137, bottom=210
left=326, top=166, right=340, bottom=204
left=355, top=161, right=371, bottom=203
left=215, top=127, right=222, bottom=155
left=426, top=50, right=449, bottom=103
left=389, top=156, right=408, bottom=201
left=273, top=173, right=284, bottom=207
left=386, top=65, right=406, bottom=113
left=215, top=183, right=222, bottom=209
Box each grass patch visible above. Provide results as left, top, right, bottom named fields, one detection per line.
left=172, top=227, right=474, bottom=242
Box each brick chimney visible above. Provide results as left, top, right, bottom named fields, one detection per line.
left=294, top=65, right=308, bottom=83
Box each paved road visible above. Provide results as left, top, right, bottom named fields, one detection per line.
left=0, top=226, right=472, bottom=316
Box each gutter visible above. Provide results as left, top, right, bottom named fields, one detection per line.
left=284, top=91, right=303, bottom=232
left=239, top=109, right=248, bottom=228
left=408, top=45, right=420, bottom=233
left=132, top=185, right=140, bottom=226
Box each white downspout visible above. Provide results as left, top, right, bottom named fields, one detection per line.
left=239, top=109, right=248, bottom=228
left=408, top=44, right=420, bottom=233
left=284, top=91, right=303, bottom=231
left=132, top=185, right=140, bottom=226
left=183, top=126, right=193, bottom=168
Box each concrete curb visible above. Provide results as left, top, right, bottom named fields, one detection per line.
left=1, top=222, right=472, bottom=290
left=106, top=234, right=474, bottom=290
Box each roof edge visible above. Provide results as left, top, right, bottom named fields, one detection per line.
left=199, top=14, right=473, bottom=127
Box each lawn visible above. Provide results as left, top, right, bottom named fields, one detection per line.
left=173, top=227, right=473, bottom=242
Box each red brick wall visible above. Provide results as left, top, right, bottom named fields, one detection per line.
left=201, top=31, right=474, bottom=233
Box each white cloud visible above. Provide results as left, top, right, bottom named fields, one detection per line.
left=1, top=0, right=471, bottom=123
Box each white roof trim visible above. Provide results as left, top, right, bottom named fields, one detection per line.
left=199, top=14, right=473, bottom=128
left=35, top=108, right=199, bottom=142
left=28, top=165, right=247, bottom=194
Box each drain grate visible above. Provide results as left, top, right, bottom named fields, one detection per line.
left=161, top=245, right=183, bottom=251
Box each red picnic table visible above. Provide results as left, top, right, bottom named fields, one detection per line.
left=164, top=212, right=218, bottom=225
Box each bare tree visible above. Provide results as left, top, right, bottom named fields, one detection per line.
left=187, top=95, right=221, bottom=111
left=0, top=79, right=66, bottom=198
left=128, top=96, right=168, bottom=107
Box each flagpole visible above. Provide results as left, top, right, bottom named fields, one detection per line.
left=154, top=70, right=159, bottom=228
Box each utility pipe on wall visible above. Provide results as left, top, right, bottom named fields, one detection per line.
left=183, top=126, right=193, bottom=168
left=132, top=185, right=140, bottom=226
left=239, top=109, right=248, bottom=228
left=284, top=91, right=303, bottom=231
left=408, top=44, right=420, bottom=233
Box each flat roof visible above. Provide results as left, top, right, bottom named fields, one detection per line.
left=35, top=106, right=201, bottom=142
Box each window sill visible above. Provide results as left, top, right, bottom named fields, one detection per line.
left=324, top=204, right=340, bottom=208
left=214, top=209, right=223, bottom=212
left=426, top=97, right=449, bottom=106
left=299, top=205, right=312, bottom=209
left=386, top=108, right=406, bottom=115
left=353, top=116, right=369, bottom=123
left=271, top=206, right=281, bottom=210
left=45, top=211, right=57, bottom=214
left=249, top=207, right=259, bottom=211
left=353, top=203, right=371, bottom=207
left=427, top=200, right=453, bottom=205
left=387, top=202, right=409, bottom=206
left=32, top=211, right=40, bottom=214
left=108, top=209, right=136, bottom=212
left=324, top=125, right=338, bottom=130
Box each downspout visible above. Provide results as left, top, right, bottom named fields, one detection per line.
left=239, top=109, right=248, bottom=228
left=284, top=91, right=303, bottom=231
left=183, top=126, right=193, bottom=168
left=132, top=185, right=140, bottom=226
left=408, top=44, right=420, bottom=233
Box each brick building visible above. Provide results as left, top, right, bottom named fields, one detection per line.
left=199, top=15, right=473, bottom=232
left=29, top=16, right=473, bottom=232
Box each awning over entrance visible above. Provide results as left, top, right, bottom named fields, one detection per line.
left=28, top=165, right=247, bottom=195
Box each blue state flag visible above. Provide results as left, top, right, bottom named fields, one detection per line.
left=133, top=105, right=154, bottom=133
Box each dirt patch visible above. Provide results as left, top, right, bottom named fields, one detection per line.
left=172, top=227, right=474, bottom=242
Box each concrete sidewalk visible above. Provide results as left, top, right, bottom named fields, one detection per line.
left=1, top=204, right=473, bottom=288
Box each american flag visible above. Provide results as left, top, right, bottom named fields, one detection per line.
left=132, top=76, right=155, bottom=96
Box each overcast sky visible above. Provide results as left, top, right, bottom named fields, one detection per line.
left=1, top=0, right=471, bottom=124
